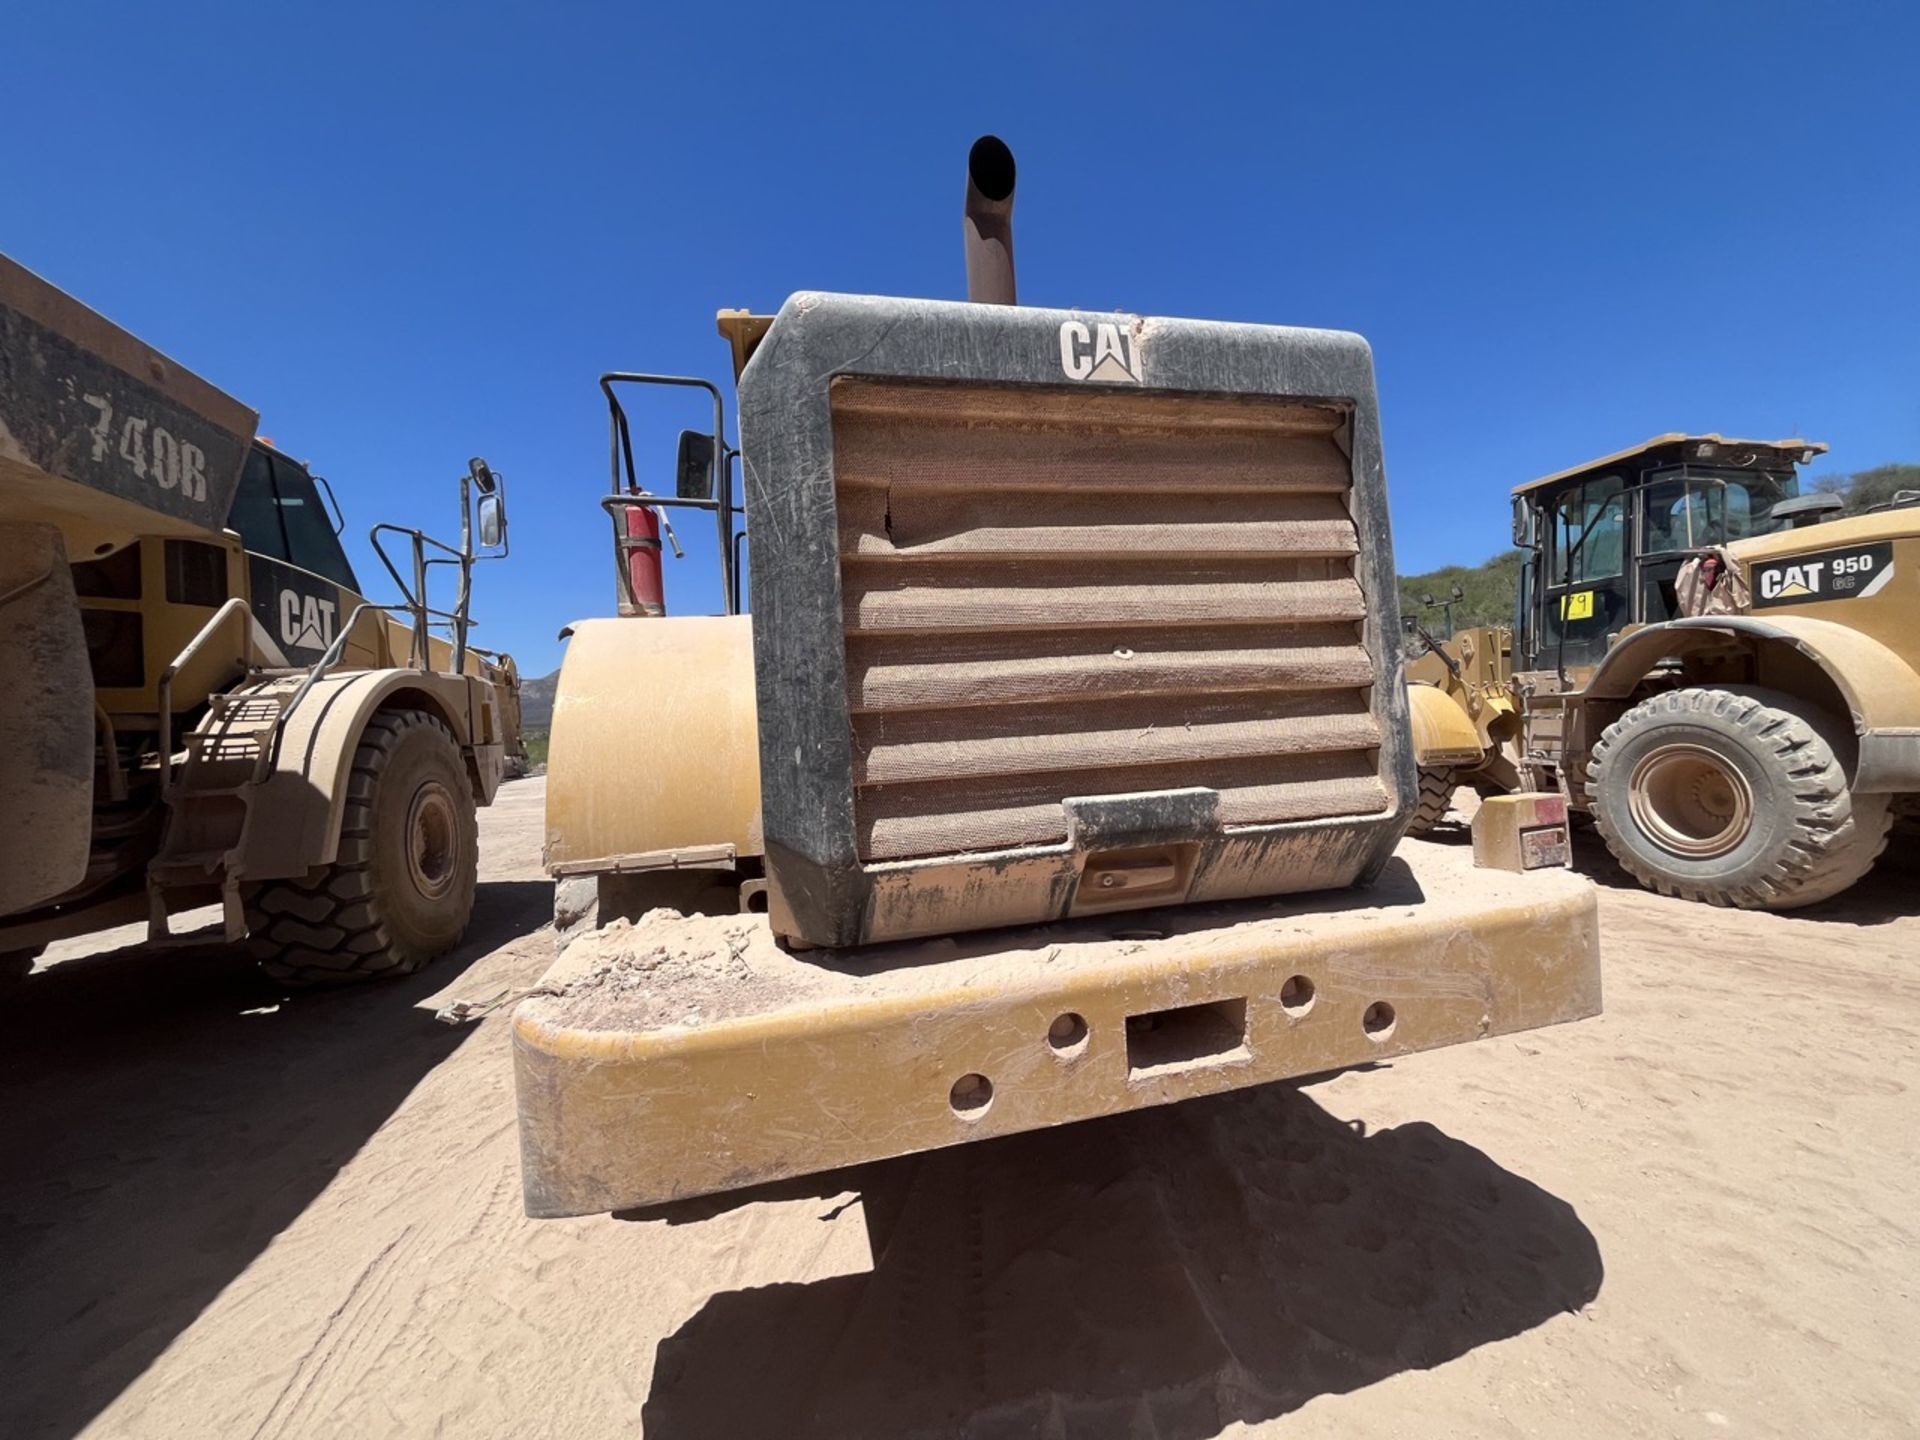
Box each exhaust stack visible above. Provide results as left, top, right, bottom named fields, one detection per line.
left=963, top=135, right=1017, bottom=305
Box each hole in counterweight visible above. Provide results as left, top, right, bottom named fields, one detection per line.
left=949, top=1072, right=993, bottom=1117
left=1362, top=1001, right=1397, bottom=1040
left=1280, top=975, right=1315, bottom=1017
left=1047, top=1011, right=1089, bottom=1055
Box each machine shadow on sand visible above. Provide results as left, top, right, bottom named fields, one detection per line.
left=639, top=1080, right=1604, bottom=1439
left=0, top=877, right=550, bottom=1440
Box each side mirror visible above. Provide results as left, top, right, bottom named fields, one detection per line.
left=469, top=456, right=499, bottom=495
left=1512, top=496, right=1534, bottom=547
left=676, top=430, right=718, bottom=501
left=478, top=491, right=507, bottom=550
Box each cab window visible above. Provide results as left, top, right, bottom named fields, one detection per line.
left=1641, top=474, right=1775, bottom=554
left=228, top=446, right=360, bottom=592
left=1539, top=475, right=1628, bottom=669
left=1548, top=475, right=1626, bottom=583
left=270, top=456, right=358, bottom=591
left=229, top=447, right=286, bottom=561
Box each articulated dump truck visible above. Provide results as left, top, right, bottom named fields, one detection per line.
left=0, top=252, right=521, bottom=985
left=514, top=138, right=1602, bottom=1217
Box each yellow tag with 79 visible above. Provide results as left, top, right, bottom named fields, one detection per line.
left=1560, top=590, right=1595, bottom=621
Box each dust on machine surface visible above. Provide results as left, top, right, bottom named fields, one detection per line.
left=0, top=251, right=524, bottom=985
left=1407, top=434, right=1920, bottom=909
left=519, top=137, right=1602, bottom=1217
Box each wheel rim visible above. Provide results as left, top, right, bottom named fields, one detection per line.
left=1626, top=743, right=1754, bottom=858
left=405, top=781, right=460, bottom=900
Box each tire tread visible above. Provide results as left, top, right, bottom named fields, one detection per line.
left=1587, top=687, right=1890, bottom=910
left=245, top=710, right=476, bottom=987
left=1405, top=766, right=1456, bottom=836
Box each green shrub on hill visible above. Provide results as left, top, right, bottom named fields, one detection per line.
left=1397, top=550, right=1523, bottom=641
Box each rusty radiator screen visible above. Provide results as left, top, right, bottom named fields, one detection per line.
left=830, top=378, right=1389, bottom=863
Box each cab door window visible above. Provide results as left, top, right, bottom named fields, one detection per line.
left=229, top=445, right=360, bottom=593
left=1549, top=477, right=1626, bottom=583
left=267, top=454, right=359, bottom=592
left=229, top=446, right=288, bottom=562
left=1540, top=475, right=1628, bottom=668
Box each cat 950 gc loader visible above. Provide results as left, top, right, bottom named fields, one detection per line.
left=1407, top=436, right=1918, bottom=909
left=513, top=138, right=1601, bottom=1217
left=0, top=253, right=521, bottom=985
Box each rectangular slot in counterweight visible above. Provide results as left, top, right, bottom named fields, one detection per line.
left=1125, top=997, right=1250, bottom=1079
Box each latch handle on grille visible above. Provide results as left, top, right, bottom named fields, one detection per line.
left=1063, top=789, right=1219, bottom=915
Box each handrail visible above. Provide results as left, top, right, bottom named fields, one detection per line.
left=156, top=597, right=252, bottom=791
left=599, top=372, right=741, bottom=616
left=161, top=463, right=501, bottom=791
left=371, top=522, right=474, bottom=671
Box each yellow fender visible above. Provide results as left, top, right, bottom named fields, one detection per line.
left=545, top=615, right=761, bottom=874
left=1582, top=615, right=1920, bottom=792
left=1406, top=681, right=1487, bottom=769
left=236, top=668, right=503, bottom=881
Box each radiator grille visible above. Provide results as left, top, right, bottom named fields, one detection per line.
left=830, top=379, right=1388, bottom=862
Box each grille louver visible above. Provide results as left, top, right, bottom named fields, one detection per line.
left=829, top=379, right=1389, bottom=862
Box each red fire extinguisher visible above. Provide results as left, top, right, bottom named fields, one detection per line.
left=613, top=498, right=676, bottom=618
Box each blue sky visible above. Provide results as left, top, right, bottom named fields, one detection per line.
left=8, top=2, right=1915, bottom=674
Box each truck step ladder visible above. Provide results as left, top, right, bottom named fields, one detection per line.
left=146, top=678, right=301, bottom=942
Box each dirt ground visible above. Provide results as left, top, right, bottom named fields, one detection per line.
left=3, top=778, right=1915, bottom=1440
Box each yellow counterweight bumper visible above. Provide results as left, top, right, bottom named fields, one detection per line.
left=512, top=841, right=1600, bottom=1217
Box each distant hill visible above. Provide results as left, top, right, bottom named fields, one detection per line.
left=1397, top=550, right=1523, bottom=642
left=1812, top=462, right=1920, bottom=512
left=519, top=669, right=558, bottom=730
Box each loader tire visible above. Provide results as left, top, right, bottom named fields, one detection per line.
left=246, top=710, right=478, bottom=987
left=1586, top=686, right=1891, bottom=910
left=1405, top=766, right=1456, bottom=835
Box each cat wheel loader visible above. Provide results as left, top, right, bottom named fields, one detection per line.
left=514, top=137, right=1601, bottom=1217
left=0, top=253, right=521, bottom=985
left=1407, top=435, right=1919, bottom=909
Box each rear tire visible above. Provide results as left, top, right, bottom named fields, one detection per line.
left=1586, top=687, right=1890, bottom=910
left=246, top=710, right=478, bottom=987
left=1405, top=766, right=1456, bottom=835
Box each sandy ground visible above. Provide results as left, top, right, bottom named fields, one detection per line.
left=3, top=777, right=1915, bottom=1439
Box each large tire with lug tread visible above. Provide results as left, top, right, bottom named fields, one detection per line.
left=1405, top=766, right=1456, bottom=835
left=246, top=710, right=478, bottom=986
left=1586, top=686, right=1891, bottom=910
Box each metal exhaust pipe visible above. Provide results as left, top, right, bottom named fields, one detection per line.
left=963, top=135, right=1017, bottom=305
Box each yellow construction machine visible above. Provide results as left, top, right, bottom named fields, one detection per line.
left=1407, top=435, right=1919, bottom=908
left=515, top=138, right=1602, bottom=1217
left=0, top=253, right=521, bottom=983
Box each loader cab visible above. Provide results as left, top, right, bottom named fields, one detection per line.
left=1512, top=435, right=1823, bottom=677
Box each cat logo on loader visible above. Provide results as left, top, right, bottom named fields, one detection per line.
left=1058, top=319, right=1141, bottom=383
